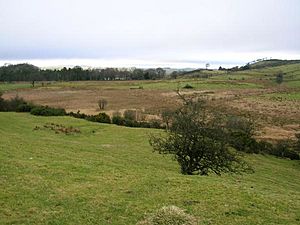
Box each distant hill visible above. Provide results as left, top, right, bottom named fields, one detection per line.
left=183, top=59, right=299, bottom=74
left=249, top=59, right=300, bottom=69
left=177, top=59, right=300, bottom=83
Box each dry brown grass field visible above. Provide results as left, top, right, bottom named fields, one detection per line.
left=2, top=65, right=300, bottom=142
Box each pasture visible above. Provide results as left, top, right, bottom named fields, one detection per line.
left=1, top=113, right=300, bottom=225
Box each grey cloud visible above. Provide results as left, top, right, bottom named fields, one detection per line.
left=0, top=0, right=299, bottom=66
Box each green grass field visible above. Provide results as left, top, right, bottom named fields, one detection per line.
left=1, top=113, right=300, bottom=225
left=33, top=79, right=263, bottom=91
left=0, top=83, right=32, bottom=92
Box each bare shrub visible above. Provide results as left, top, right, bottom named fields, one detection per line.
left=98, top=98, right=108, bottom=110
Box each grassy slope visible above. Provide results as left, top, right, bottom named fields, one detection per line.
left=1, top=113, right=300, bottom=225
left=249, top=60, right=300, bottom=69
left=236, top=63, right=300, bottom=86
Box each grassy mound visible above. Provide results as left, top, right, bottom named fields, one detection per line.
left=137, top=206, right=197, bottom=225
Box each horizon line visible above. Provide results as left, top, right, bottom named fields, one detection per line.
left=0, top=56, right=299, bottom=69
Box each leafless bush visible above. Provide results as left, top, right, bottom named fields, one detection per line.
left=98, top=99, right=108, bottom=110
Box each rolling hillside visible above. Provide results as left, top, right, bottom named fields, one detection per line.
left=249, top=59, right=300, bottom=69
left=1, top=113, right=300, bottom=225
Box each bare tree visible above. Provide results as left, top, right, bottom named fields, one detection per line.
left=98, top=99, right=108, bottom=110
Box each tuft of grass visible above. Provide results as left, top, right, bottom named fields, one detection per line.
left=137, top=205, right=198, bottom=225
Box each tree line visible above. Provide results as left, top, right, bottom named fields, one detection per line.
left=0, top=63, right=166, bottom=82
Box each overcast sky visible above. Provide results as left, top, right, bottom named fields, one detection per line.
left=0, top=0, right=300, bottom=68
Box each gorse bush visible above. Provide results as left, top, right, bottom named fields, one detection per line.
left=68, top=110, right=164, bottom=129
left=68, top=110, right=87, bottom=119
left=5, top=95, right=27, bottom=111
left=124, top=109, right=136, bottom=120
left=183, top=83, right=194, bottom=89
left=87, top=112, right=111, bottom=124
left=225, top=116, right=259, bottom=153
left=16, top=103, right=35, bottom=112
left=112, top=115, right=126, bottom=125
left=69, top=111, right=111, bottom=123
left=295, top=133, right=300, bottom=152
left=256, top=140, right=274, bottom=155
left=276, top=72, right=284, bottom=84
left=225, top=116, right=299, bottom=160
left=251, top=139, right=299, bottom=160
left=0, top=93, right=27, bottom=112
left=0, top=93, right=67, bottom=116
left=123, top=118, right=139, bottom=127
left=30, top=106, right=66, bottom=116
left=272, top=140, right=300, bottom=160
left=111, top=112, right=164, bottom=129
left=148, top=120, right=163, bottom=129
left=0, top=92, right=5, bottom=110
